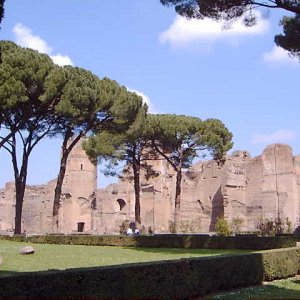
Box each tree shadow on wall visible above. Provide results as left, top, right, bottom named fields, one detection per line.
left=209, top=186, right=224, bottom=231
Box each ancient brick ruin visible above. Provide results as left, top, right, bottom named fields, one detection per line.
left=1, top=143, right=299, bottom=234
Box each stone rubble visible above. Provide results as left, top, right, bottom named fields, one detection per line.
left=19, top=246, right=35, bottom=255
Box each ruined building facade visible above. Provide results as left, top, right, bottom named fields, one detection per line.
left=1, top=143, right=300, bottom=234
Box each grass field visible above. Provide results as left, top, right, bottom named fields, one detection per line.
left=204, top=277, right=300, bottom=299
left=1, top=240, right=300, bottom=299
left=0, top=240, right=247, bottom=275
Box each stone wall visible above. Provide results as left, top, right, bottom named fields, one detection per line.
left=96, top=144, right=300, bottom=234
left=0, top=141, right=97, bottom=234
left=1, top=143, right=300, bottom=234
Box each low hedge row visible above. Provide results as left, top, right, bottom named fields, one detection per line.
left=134, top=235, right=298, bottom=250
left=0, top=234, right=297, bottom=249
left=262, top=247, right=300, bottom=281
left=0, top=247, right=299, bottom=299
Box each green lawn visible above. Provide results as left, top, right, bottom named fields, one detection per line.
left=204, top=277, right=300, bottom=300
left=1, top=241, right=300, bottom=299
left=0, top=240, right=246, bottom=275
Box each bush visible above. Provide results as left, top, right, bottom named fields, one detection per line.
left=0, top=246, right=299, bottom=299
left=231, top=217, right=244, bottom=234
left=0, top=234, right=297, bottom=250
left=215, top=216, right=231, bottom=236
left=0, top=252, right=265, bottom=299
left=168, top=220, right=176, bottom=234
left=119, top=220, right=129, bottom=235
left=256, top=217, right=293, bottom=236
left=262, top=248, right=300, bottom=281
left=180, top=220, right=195, bottom=233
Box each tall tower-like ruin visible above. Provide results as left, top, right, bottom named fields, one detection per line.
left=59, top=140, right=97, bottom=233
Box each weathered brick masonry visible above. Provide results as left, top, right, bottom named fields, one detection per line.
left=1, top=143, right=299, bottom=234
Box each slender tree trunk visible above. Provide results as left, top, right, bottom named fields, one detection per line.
left=52, top=131, right=84, bottom=232
left=14, top=178, right=26, bottom=234
left=132, top=160, right=141, bottom=226
left=52, top=151, right=69, bottom=232
left=5, top=115, right=57, bottom=234
left=151, top=142, right=184, bottom=232
left=13, top=148, right=29, bottom=235
left=174, top=168, right=182, bottom=233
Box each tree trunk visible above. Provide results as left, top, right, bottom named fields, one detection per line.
left=52, top=150, right=69, bottom=232
left=174, top=168, right=182, bottom=233
left=52, top=131, right=84, bottom=232
left=13, top=151, right=29, bottom=235
left=132, top=161, right=141, bottom=226
left=14, top=179, right=26, bottom=234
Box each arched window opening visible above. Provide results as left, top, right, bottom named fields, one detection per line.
left=117, top=198, right=126, bottom=211
left=80, top=163, right=83, bottom=170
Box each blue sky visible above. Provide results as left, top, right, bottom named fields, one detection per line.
left=0, top=0, right=299, bottom=188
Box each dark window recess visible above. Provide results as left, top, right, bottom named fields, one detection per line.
left=117, top=198, right=126, bottom=211
left=77, top=222, right=85, bottom=232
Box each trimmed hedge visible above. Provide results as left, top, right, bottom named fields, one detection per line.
left=0, top=253, right=264, bottom=299
left=0, top=248, right=299, bottom=299
left=0, top=234, right=297, bottom=249
left=262, top=247, right=300, bottom=281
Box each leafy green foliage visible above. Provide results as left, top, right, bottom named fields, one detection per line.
left=180, top=220, right=196, bottom=233
left=256, top=217, right=293, bottom=236
left=119, top=220, right=130, bottom=235
left=1, top=233, right=297, bottom=249
left=215, top=216, right=231, bottom=236
left=0, top=41, right=144, bottom=233
left=83, top=102, right=151, bottom=225
left=147, top=114, right=203, bottom=167
left=231, top=217, right=244, bottom=234
left=0, top=41, right=62, bottom=234
left=83, top=96, right=147, bottom=166
left=262, top=248, right=300, bottom=281
left=148, top=114, right=233, bottom=170
left=47, top=64, right=144, bottom=231
left=275, top=14, right=300, bottom=59
left=161, top=0, right=300, bottom=20
left=147, top=114, right=232, bottom=231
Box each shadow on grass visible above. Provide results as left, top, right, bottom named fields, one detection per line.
left=205, top=279, right=300, bottom=300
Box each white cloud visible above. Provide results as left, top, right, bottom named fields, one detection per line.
left=262, top=46, right=299, bottom=66
left=13, top=23, right=73, bottom=66
left=13, top=23, right=52, bottom=53
left=127, top=88, right=158, bottom=114
left=51, top=54, right=74, bottom=67
left=251, top=129, right=297, bottom=145
left=159, top=11, right=270, bottom=49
